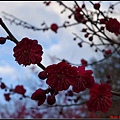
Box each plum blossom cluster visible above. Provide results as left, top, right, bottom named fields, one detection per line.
left=10, top=37, right=113, bottom=113
left=1, top=1, right=120, bottom=115
left=38, top=62, right=95, bottom=92
left=37, top=61, right=112, bottom=113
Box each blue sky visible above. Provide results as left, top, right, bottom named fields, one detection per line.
left=0, top=1, right=120, bottom=105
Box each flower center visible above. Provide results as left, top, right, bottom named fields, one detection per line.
left=23, top=49, right=30, bottom=55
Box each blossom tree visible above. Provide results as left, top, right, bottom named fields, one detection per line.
left=0, top=1, right=120, bottom=118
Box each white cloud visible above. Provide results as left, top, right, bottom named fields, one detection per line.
left=0, top=65, right=18, bottom=80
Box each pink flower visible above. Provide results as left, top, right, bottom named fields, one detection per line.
left=13, top=37, right=43, bottom=66
left=14, top=85, right=26, bottom=95
left=45, top=62, right=77, bottom=91
left=106, top=18, right=120, bottom=35
left=87, top=83, right=112, bottom=113
left=31, top=88, right=46, bottom=106
left=70, top=66, right=95, bottom=93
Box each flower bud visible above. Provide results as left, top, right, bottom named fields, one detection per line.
left=38, top=71, right=47, bottom=80
left=105, top=50, right=111, bottom=55
left=81, top=59, right=88, bottom=66
left=0, top=82, right=6, bottom=89
left=50, top=23, right=58, bottom=33
left=94, top=3, right=100, bottom=10
left=0, top=37, right=6, bottom=44
left=14, top=85, right=26, bottom=95
left=4, top=93, right=11, bottom=101
left=47, top=95, right=56, bottom=105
